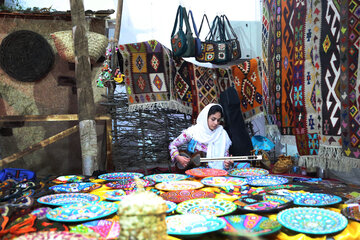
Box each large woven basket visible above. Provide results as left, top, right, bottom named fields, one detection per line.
left=51, top=30, right=108, bottom=63
left=0, top=30, right=55, bottom=82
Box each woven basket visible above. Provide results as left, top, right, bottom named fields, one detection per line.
left=0, top=30, right=55, bottom=82
left=273, top=155, right=293, bottom=174
left=50, top=30, right=108, bottom=63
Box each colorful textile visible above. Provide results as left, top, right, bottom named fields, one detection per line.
left=119, top=40, right=177, bottom=112
left=83, top=219, right=120, bottom=239
left=340, top=0, right=360, bottom=162
left=231, top=58, right=264, bottom=120
left=171, top=58, right=194, bottom=115
left=293, top=0, right=308, bottom=155
left=192, top=65, right=219, bottom=119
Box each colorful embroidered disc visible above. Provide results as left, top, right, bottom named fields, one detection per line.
left=103, top=190, right=126, bottom=201
left=341, top=205, right=360, bottom=222
left=50, top=182, right=102, bottom=193
left=166, top=214, right=226, bottom=236
left=37, top=193, right=100, bottom=206
left=221, top=214, right=282, bottom=237
left=228, top=168, right=269, bottom=178
left=277, top=207, right=348, bottom=235
left=185, top=168, right=228, bottom=178
left=98, top=172, right=144, bottom=181
left=201, top=177, right=248, bottom=187
left=13, top=231, right=91, bottom=240
left=105, top=179, right=155, bottom=189
left=46, top=201, right=118, bottom=222
left=234, top=195, right=293, bottom=213
left=53, top=175, right=85, bottom=184
left=166, top=200, right=177, bottom=213
left=161, top=190, right=216, bottom=203
left=155, top=181, right=204, bottom=191
left=291, top=193, right=342, bottom=207
left=144, top=173, right=188, bottom=182
left=176, top=198, right=237, bottom=216
left=246, top=176, right=288, bottom=186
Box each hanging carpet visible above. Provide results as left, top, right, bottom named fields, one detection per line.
left=119, top=40, right=190, bottom=114
left=231, top=58, right=264, bottom=121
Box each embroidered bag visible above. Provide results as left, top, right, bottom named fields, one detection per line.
left=171, top=6, right=188, bottom=57
left=187, top=10, right=202, bottom=57
left=195, top=14, right=216, bottom=62
left=207, top=15, right=232, bottom=64
left=181, top=7, right=196, bottom=57
left=221, top=15, right=241, bottom=60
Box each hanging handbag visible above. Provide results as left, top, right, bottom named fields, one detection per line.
left=195, top=14, right=215, bottom=63
left=171, top=6, right=188, bottom=56
left=188, top=10, right=202, bottom=57
left=181, top=7, right=196, bottom=57
left=207, top=16, right=231, bottom=64
left=221, top=15, right=241, bottom=60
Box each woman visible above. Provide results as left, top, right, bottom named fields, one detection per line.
left=169, top=103, right=233, bottom=170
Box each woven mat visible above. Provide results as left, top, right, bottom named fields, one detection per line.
left=171, top=58, right=194, bottom=115
left=340, top=1, right=360, bottom=160
left=119, top=40, right=185, bottom=112
left=231, top=58, right=264, bottom=121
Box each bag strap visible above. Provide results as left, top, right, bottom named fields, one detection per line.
left=182, top=7, right=193, bottom=35
left=171, top=5, right=184, bottom=37
left=188, top=10, right=200, bottom=38
left=207, top=16, right=224, bottom=41
left=222, top=15, right=238, bottom=40
left=198, top=14, right=212, bottom=37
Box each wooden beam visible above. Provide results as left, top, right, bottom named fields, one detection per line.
left=0, top=125, right=79, bottom=167
left=0, top=114, right=111, bottom=122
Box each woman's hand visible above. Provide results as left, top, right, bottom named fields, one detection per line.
left=224, top=159, right=234, bottom=169
left=176, top=155, right=190, bottom=168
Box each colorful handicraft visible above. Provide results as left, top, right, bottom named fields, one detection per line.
left=119, top=40, right=189, bottom=113
left=160, top=190, right=216, bottom=203
left=277, top=207, right=348, bottom=235
left=176, top=198, right=237, bottom=216
left=191, top=65, right=219, bottom=120
left=166, top=214, right=226, bottom=236
left=234, top=195, right=292, bottom=213
left=171, top=57, right=194, bottom=115
left=46, top=201, right=118, bottom=222
left=221, top=214, right=282, bottom=237
left=231, top=58, right=264, bottom=120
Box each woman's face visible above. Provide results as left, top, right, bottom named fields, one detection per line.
left=207, top=112, right=222, bottom=131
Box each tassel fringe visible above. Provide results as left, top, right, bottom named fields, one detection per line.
left=298, top=145, right=360, bottom=172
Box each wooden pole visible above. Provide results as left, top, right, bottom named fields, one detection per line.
left=0, top=125, right=79, bottom=167
left=70, top=0, right=98, bottom=176
left=114, top=0, right=124, bottom=43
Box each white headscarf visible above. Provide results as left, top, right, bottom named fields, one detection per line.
left=185, top=104, right=231, bottom=168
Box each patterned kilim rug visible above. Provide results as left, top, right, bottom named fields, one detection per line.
left=293, top=0, right=310, bottom=156
left=215, top=68, right=233, bottom=98
left=192, top=65, right=219, bottom=120
left=171, top=58, right=194, bottom=115
left=279, top=0, right=296, bottom=135
left=231, top=58, right=264, bottom=121
left=315, top=0, right=343, bottom=167
left=339, top=0, right=360, bottom=167
left=119, top=40, right=190, bottom=114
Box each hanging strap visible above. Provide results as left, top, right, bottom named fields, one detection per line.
left=221, top=15, right=239, bottom=40
left=171, top=5, right=184, bottom=37
left=182, top=7, right=193, bottom=36
left=188, top=10, right=200, bottom=39
left=198, top=14, right=212, bottom=38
